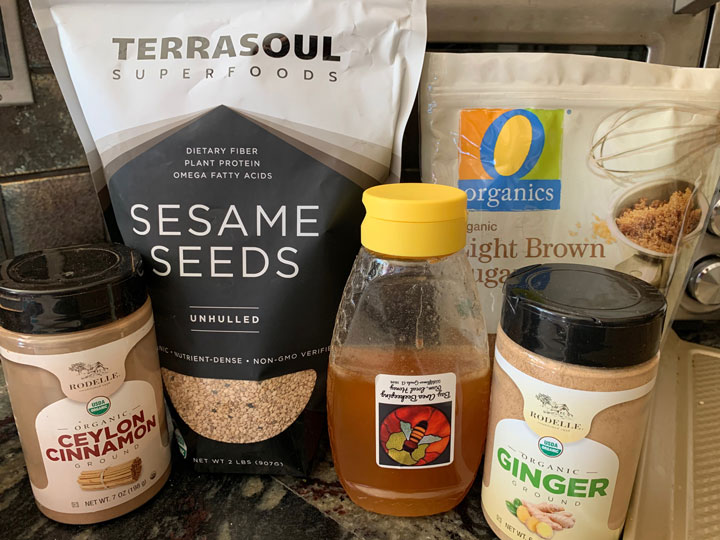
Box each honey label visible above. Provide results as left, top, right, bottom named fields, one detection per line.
left=374, top=373, right=456, bottom=469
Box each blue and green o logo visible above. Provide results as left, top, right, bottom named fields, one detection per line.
left=459, top=108, right=564, bottom=211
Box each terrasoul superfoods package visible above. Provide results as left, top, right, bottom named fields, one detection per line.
left=32, top=0, right=426, bottom=475
left=421, top=53, right=720, bottom=336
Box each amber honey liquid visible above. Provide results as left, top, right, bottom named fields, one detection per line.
left=328, top=346, right=491, bottom=516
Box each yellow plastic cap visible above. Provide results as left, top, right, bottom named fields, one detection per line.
left=361, top=183, right=467, bottom=258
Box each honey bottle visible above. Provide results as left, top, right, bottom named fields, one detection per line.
left=327, top=183, right=491, bottom=516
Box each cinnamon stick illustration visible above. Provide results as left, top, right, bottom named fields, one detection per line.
left=77, top=458, right=142, bottom=491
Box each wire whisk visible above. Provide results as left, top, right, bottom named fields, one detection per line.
left=589, top=103, right=720, bottom=185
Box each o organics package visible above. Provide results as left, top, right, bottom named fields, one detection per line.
left=421, top=52, right=720, bottom=335
left=31, top=0, right=426, bottom=475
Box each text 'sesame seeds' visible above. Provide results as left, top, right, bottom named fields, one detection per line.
left=32, top=0, right=427, bottom=474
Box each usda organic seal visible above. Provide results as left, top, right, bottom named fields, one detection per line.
left=87, top=396, right=111, bottom=416
left=538, top=435, right=563, bottom=457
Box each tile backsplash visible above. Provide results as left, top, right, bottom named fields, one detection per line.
left=0, top=0, right=106, bottom=260
left=0, top=73, right=88, bottom=177
left=1, top=172, right=105, bottom=254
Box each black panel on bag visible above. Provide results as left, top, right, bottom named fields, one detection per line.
left=108, top=106, right=365, bottom=474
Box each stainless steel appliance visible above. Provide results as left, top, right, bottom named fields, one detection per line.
left=0, top=0, right=32, bottom=105
left=403, top=0, right=720, bottom=319
left=409, top=3, right=720, bottom=538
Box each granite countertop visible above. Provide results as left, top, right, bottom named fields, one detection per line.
left=0, top=379, right=494, bottom=540
left=2, top=322, right=718, bottom=540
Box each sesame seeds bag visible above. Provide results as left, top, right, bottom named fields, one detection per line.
left=32, top=0, right=426, bottom=474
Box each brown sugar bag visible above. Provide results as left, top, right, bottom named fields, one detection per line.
left=421, top=52, right=720, bottom=339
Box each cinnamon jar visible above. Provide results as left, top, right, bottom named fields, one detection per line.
left=0, top=244, right=171, bottom=524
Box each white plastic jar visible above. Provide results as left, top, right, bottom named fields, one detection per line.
left=482, top=264, right=666, bottom=540
left=0, top=244, right=171, bottom=524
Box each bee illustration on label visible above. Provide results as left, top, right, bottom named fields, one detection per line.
left=401, top=420, right=440, bottom=452
left=379, top=405, right=452, bottom=467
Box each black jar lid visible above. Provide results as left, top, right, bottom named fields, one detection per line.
left=500, top=264, right=666, bottom=368
left=0, top=243, right=147, bottom=335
